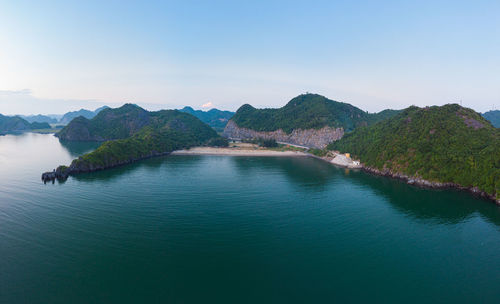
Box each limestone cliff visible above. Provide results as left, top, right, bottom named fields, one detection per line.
left=223, top=120, right=343, bottom=149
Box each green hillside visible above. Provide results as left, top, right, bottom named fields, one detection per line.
left=328, top=104, right=500, bottom=200
left=56, top=104, right=151, bottom=141
left=29, top=122, right=52, bottom=130
left=230, top=94, right=400, bottom=133
left=51, top=105, right=221, bottom=175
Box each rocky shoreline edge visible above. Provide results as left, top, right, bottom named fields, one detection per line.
left=41, top=151, right=172, bottom=183
left=293, top=154, right=499, bottom=206
left=360, top=166, right=500, bottom=206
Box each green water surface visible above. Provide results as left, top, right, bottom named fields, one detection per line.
left=0, top=133, right=499, bottom=303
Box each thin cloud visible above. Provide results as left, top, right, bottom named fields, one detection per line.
left=0, top=89, right=33, bottom=95
left=0, top=89, right=110, bottom=115
left=201, top=101, right=213, bottom=108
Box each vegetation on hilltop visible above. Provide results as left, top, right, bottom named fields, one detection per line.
left=29, top=122, right=52, bottom=129
left=328, top=104, right=500, bottom=200
left=56, top=104, right=150, bottom=141
left=230, top=94, right=401, bottom=133
left=57, top=104, right=229, bottom=142
left=368, top=109, right=402, bottom=124
left=206, top=137, right=229, bottom=147
left=242, top=138, right=279, bottom=148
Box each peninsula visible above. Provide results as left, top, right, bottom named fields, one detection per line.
left=42, top=104, right=224, bottom=181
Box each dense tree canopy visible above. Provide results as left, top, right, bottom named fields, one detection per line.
left=329, top=104, right=500, bottom=199
left=56, top=104, right=221, bottom=172
left=231, top=94, right=400, bottom=133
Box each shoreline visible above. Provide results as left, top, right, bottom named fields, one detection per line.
left=42, top=144, right=499, bottom=206
left=360, top=166, right=500, bottom=206
left=172, top=147, right=361, bottom=168
left=171, top=146, right=500, bottom=205
left=171, top=146, right=309, bottom=157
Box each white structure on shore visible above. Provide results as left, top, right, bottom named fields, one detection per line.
left=330, top=152, right=362, bottom=169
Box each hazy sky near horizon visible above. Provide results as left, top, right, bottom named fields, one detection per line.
left=1, top=0, right=499, bottom=115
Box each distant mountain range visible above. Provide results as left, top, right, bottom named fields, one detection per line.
left=178, top=106, right=234, bottom=132
left=14, top=106, right=110, bottom=126
left=18, top=114, right=59, bottom=124
left=1, top=106, right=110, bottom=134
left=12, top=102, right=499, bottom=131
left=58, top=106, right=109, bottom=125
left=0, top=114, right=51, bottom=134
left=3, top=105, right=234, bottom=134
left=482, top=110, right=500, bottom=128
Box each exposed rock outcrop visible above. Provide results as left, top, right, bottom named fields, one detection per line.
left=41, top=167, right=70, bottom=183
left=223, top=120, right=343, bottom=149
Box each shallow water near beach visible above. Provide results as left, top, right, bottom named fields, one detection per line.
left=1, top=133, right=499, bottom=303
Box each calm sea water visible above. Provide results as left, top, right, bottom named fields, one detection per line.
left=1, top=133, right=499, bottom=303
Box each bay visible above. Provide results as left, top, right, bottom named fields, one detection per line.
left=1, top=133, right=499, bottom=303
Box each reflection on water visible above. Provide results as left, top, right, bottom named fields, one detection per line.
left=340, top=169, right=500, bottom=227
left=58, top=139, right=102, bottom=157
left=72, top=155, right=201, bottom=182
left=70, top=152, right=500, bottom=227
left=230, top=156, right=340, bottom=189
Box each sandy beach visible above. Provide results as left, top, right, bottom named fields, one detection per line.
left=171, top=146, right=309, bottom=157
left=172, top=144, right=362, bottom=169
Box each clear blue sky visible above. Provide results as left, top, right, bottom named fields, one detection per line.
left=0, top=0, right=499, bottom=114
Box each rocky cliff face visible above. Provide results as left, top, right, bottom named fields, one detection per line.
left=223, top=120, right=344, bottom=149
